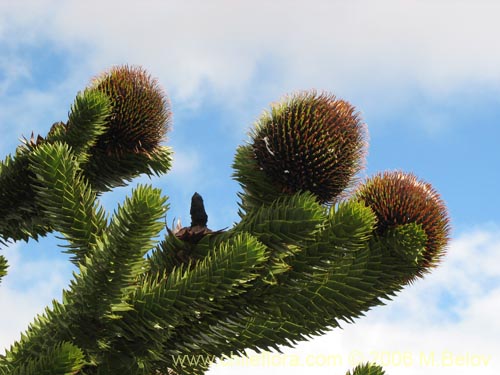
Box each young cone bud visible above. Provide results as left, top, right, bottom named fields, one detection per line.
left=89, top=65, right=171, bottom=155
left=251, top=91, right=366, bottom=204
left=355, top=171, right=451, bottom=275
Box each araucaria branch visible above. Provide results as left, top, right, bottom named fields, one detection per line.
left=0, top=66, right=450, bottom=375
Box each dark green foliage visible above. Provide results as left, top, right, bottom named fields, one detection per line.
left=0, top=342, right=85, bottom=375
left=0, top=87, right=172, bottom=243
left=347, top=363, right=386, bottom=375
left=233, top=144, right=285, bottom=210
left=0, top=151, right=48, bottom=242
left=29, top=141, right=107, bottom=264
left=0, top=255, right=7, bottom=283
left=0, top=68, right=450, bottom=375
left=0, top=89, right=111, bottom=243
left=50, top=89, right=111, bottom=161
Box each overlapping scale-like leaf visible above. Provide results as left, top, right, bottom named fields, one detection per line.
left=0, top=255, right=7, bottom=283
left=55, top=89, right=111, bottom=164
left=108, top=232, right=267, bottom=371
left=29, top=142, right=107, bottom=265
left=0, top=342, right=85, bottom=375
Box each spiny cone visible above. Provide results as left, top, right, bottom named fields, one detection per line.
left=251, top=91, right=366, bottom=204
left=355, top=171, right=451, bottom=275
left=89, top=65, right=171, bottom=155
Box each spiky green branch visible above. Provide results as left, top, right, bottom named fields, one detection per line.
left=0, top=67, right=450, bottom=375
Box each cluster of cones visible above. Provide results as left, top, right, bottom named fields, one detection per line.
left=248, top=91, right=450, bottom=278
left=45, top=65, right=450, bottom=279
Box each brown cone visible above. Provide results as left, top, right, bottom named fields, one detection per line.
left=355, top=171, right=451, bottom=273
left=89, top=65, right=171, bottom=156
left=252, top=91, right=366, bottom=204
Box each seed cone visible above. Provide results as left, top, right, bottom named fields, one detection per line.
left=355, top=171, right=451, bottom=274
left=251, top=91, right=366, bottom=204
left=89, top=65, right=171, bottom=155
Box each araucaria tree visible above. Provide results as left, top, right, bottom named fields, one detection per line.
left=0, top=66, right=450, bottom=375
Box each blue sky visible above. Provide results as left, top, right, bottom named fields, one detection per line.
left=0, top=1, right=499, bottom=374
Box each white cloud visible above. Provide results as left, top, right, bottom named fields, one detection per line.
left=163, top=147, right=203, bottom=194
left=169, top=148, right=201, bottom=181
left=1, top=0, right=499, bottom=156
left=208, top=225, right=500, bottom=375
left=0, top=242, right=73, bottom=352
left=3, top=0, right=500, bottom=111
left=0, top=3, right=496, bottom=372
left=0, top=56, right=30, bottom=95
